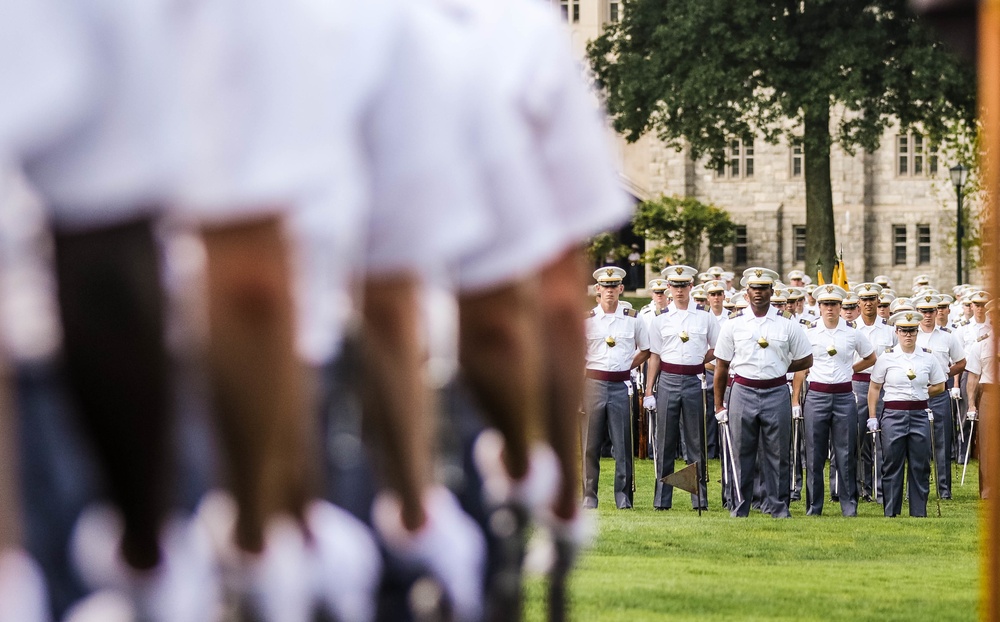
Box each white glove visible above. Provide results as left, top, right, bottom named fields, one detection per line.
left=715, top=409, right=728, bottom=423
left=308, top=500, right=382, bottom=622
left=968, top=409, right=978, bottom=421
left=792, top=405, right=803, bottom=420
left=866, top=418, right=878, bottom=433
left=951, top=387, right=962, bottom=400
left=0, top=549, right=49, bottom=622
left=532, top=509, right=597, bottom=573
left=473, top=430, right=560, bottom=514
left=643, top=395, right=657, bottom=411
left=372, top=487, right=486, bottom=622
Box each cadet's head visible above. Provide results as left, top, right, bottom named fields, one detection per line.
left=742, top=268, right=779, bottom=315
left=815, top=285, right=847, bottom=325
left=661, top=265, right=698, bottom=305
left=594, top=267, right=626, bottom=306
left=914, top=294, right=941, bottom=329
left=647, top=279, right=669, bottom=309
left=854, top=283, right=882, bottom=320
left=889, top=311, right=921, bottom=349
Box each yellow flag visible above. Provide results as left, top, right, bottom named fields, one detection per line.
left=831, top=261, right=841, bottom=287
left=836, top=258, right=849, bottom=288
left=817, top=268, right=825, bottom=285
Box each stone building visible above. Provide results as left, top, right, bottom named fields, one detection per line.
left=555, top=0, right=978, bottom=291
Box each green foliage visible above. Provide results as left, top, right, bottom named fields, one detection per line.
left=588, top=0, right=975, bottom=160
left=586, top=232, right=631, bottom=265
left=587, top=0, right=976, bottom=276
left=633, top=195, right=736, bottom=270
left=525, top=458, right=979, bottom=621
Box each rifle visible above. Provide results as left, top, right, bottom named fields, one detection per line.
left=927, top=408, right=942, bottom=517
left=638, top=407, right=649, bottom=460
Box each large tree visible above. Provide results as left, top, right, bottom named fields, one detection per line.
left=588, top=0, right=975, bottom=278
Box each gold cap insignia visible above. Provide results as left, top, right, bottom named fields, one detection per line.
left=755, top=269, right=763, bottom=277
left=826, top=286, right=834, bottom=293
left=906, top=313, right=915, bottom=321
left=925, top=296, right=932, bottom=302
left=605, top=268, right=614, bottom=277
left=675, top=267, right=683, bottom=275
left=865, top=284, right=872, bottom=291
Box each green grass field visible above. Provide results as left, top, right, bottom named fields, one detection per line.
left=524, top=457, right=981, bottom=621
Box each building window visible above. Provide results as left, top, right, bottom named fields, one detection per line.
left=609, top=1, right=620, bottom=22
left=893, top=225, right=907, bottom=266
left=715, top=139, right=754, bottom=179
left=791, top=142, right=803, bottom=178
left=734, top=225, right=748, bottom=266
left=710, top=244, right=725, bottom=267
left=793, top=225, right=806, bottom=262
left=897, top=133, right=939, bottom=177
left=559, top=0, right=579, bottom=22
left=917, top=224, right=931, bottom=265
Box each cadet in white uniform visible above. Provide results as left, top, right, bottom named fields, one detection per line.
left=792, top=285, right=876, bottom=516
left=852, top=283, right=896, bottom=501
left=965, top=320, right=995, bottom=498
left=867, top=311, right=947, bottom=517
left=584, top=267, right=650, bottom=510
left=643, top=266, right=719, bottom=510
left=912, top=294, right=966, bottom=501
left=713, top=268, right=813, bottom=518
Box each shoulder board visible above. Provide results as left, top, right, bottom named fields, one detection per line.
left=729, top=311, right=741, bottom=319
left=587, top=310, right=596, bottom=319
left=885, top=346, right=894, bottom=353
left=781, top=311, right=793, bottom=319
left=846, top=320, right=856, bottom=329
left=979, top=333, right=991, bottom=342
left=922, top=347, right=932, bottom=353
left=960, top=319, right=970, bottom=326
left=624, top=308, right=638, bottom=318
left=799, top=318, right=812, bottom=326
left=654, top=308, right=666, bottom=317
left=695, top=303, right=706, bottom=311
left=879, top=318, right=888, bottom=325
left=939, top=326, right=951, bottom=333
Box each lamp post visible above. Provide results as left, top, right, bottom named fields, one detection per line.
left=950, top=163, right=969, bottom=286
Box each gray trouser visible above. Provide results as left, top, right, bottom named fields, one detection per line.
left=804, top=390, right=858, bottom=516
left=583, top=378, right=633, bottom=508
left=653, top=372, right=707, bottom=509
left=881, top=407, right=931, bottom=517
left=853, top=379, right=884, bottom=500
left=929, top=391, right=953, bottom=497
left=704, top=370, right=719, bottom=458
left=729, top=383, right=792, bottom=518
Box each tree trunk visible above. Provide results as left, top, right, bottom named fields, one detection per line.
left=803, top=105, right=837, bottom=282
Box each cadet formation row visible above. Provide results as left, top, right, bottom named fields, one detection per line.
left=0, top=1, right=630, bottom=621
left=584, top=265, right=995, bottom=519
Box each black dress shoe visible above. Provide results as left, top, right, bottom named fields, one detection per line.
left=653, top=506, right=670, bottom=511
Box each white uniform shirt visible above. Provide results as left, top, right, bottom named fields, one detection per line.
left=804, top=319, right=874, bottom=384
left=647, top=303, right=720, bottom=365
left=710, top=309, right=729, bottom=327
left=439, top=0, right=580, bottom=293
left=915, top=326, right=965, bottom=377
left=290, top=0, right=490, bottom=364
left=521, top=2, right=632, bottom=243
left=965, top=333, right=996, bottom=385
left=854, top=318, right=897, bottom=380
left=957, top=318, right=991, bottom=350
left=714, top=306, right=812, bottom=380
left=870, top=346, right=947, bottom=402
left=585, top=304, right=649, bottom=373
